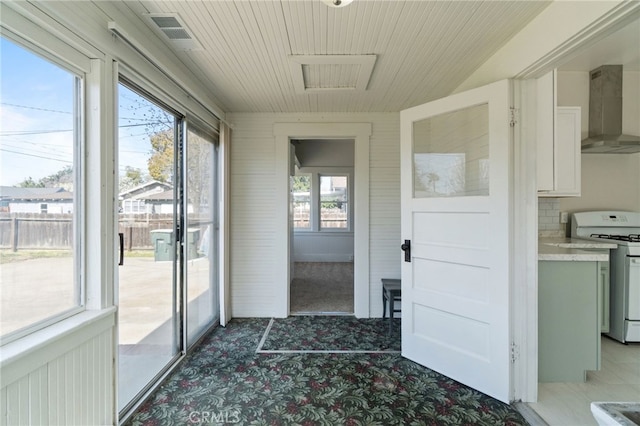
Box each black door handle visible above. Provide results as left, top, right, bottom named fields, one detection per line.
left=118, top=232, right=124, bottom=266
left=401, top=239, right=411, bottom=262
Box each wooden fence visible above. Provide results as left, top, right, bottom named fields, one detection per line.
left=0, top=213, right=210, bottom=252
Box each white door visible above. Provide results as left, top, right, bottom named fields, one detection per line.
left=400, top=79, right=513, bottom=403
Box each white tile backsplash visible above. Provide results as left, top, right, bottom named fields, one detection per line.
left=538, top=198, right=566, bottom=236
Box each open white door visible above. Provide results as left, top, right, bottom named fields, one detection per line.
left=400, top=79, right=513, bottom=403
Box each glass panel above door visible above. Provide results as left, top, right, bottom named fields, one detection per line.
left=412, top=103, right=489, bottom=198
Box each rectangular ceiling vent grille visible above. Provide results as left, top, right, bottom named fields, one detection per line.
left=302, top=64, right=360, bottom=90
left=144, top=13, right=202, bottom=51
left=290, top=55, right=376, bottom=93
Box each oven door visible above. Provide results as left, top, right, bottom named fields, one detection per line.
left=628, top=256, right=640, bottom=320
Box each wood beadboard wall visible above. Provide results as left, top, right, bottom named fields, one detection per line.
left=228, top=113, right=400, bottom=317
left=0, top=312, right=114, bottom=425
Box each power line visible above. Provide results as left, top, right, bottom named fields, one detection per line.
left=0, top=102, right=72, bottom=115
left=1, top=129, right=73, bottom=136
left=0, top=147, right=72, bottom=163
left=0, top=122, right=170, bottom=138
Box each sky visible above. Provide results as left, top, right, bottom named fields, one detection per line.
left=0, top=37, right=75, bottom=186
left=0, top=36, right=165, bottom=188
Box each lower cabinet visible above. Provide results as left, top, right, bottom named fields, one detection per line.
left=599, top=261, right=610, bottom=334
left=539, top=260, right=600, bottom=382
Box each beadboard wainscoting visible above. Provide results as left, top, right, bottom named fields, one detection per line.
left=0, top=309, right=115, bottom=425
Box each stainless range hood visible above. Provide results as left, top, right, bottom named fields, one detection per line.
left=581, top=65, right=640, bottom=153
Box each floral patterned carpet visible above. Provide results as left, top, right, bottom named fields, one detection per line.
left=258, top=316, right=401, bottom=352
left=126, top=317, right=528, bottom=426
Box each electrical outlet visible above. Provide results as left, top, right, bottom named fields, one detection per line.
left=560, top=211, right=569, bottom=224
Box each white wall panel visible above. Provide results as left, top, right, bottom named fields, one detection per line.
left=0, top=314, right=114, bottom=426
left=228, top=112, right=400, bottom=317
left=293, top=233, right=354, bottom=262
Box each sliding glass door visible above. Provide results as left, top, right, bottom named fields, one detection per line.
left=116, top=79, right=220, bottom=417
left=117, top=82, right=181, bottom=414
left=185, top=126, right=219, bottom=346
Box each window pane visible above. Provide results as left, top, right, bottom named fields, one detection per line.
left=291, top=173, right=311, bottom=229
left=320, top=175, right=348, bottom=229
left=186, top=126, right=219, bottom=346
left=0, top=37, right=80, bottom=339
left=412, top=103, right=489, bottom=198
left=117, top=82, right=179, bottom=412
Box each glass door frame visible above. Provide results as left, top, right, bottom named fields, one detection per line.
left=116, top=77, right=186, bottom=421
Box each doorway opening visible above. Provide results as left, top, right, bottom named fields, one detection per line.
left=289, top=139, right=355, bottom=315
left=274, top=122, right=371, bottom=318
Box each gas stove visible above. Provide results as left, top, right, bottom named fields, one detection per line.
left=572, top=211, right=640, bottom=252
left=571, top=211, right=640, bottom=343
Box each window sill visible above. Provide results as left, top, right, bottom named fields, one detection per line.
left=0, top=307, right=116, bottom=387
left=293, top=230, right=354, bottom=236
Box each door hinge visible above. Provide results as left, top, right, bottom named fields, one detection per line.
left=509, top=107, right=519, bottom=127
left=511, top=342, right=519, bottom=363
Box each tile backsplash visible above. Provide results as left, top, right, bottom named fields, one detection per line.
left=538, top=198, right=566, bottom=236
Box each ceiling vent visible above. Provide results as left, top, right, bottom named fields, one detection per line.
left=289, top=55, right=376, bottom=93
left=144, top=13, right=202, bottom=51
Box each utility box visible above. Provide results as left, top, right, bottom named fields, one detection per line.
left=150, top=228, right=200, bottom=261
left=185, top=228, right=200, bottom=260
left=151, top=229, right=174, bottom=261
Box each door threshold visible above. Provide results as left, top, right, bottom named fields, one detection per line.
left=290, top=311, right=354, bottom=316
left=514, top=402, right=549, bottom=426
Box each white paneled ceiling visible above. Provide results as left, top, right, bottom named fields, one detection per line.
left=120, top=0, right=552, bottom=113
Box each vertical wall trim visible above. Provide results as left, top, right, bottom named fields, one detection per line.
left=219, top=123, right=232, bottom=325
left=512, top=79, right=539, bottom=403
left=274, top=123, right=372, bottom=318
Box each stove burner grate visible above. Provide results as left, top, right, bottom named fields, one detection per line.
left=591, top=233, right=640, bottom=242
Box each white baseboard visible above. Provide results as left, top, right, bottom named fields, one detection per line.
left=293, top=254, right=353, bottom=262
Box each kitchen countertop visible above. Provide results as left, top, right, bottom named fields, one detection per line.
left=539, top=237, right=618, bottom=250
left=538, top=237, right=614, bottom=261
left=591, top=402, right=640, bottom=426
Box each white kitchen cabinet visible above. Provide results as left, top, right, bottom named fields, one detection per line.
left=537, top=70, right=581, bottom=197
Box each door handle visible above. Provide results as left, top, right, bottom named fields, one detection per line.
left=401, top=239, right=411, bottom=262
left=118, top=232, right=124, bottom=266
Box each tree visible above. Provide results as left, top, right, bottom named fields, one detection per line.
left=291, top=175, right=310, bottom=192
left=119, top=166, right=150, bottom=192
left=17, top=176, right=44, bottom=188
left=16, top=166, right=73, bottom=190
left=147, top=129, right=174, bottom=183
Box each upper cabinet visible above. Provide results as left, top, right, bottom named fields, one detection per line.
left=537, top=70, right=581, bottom=197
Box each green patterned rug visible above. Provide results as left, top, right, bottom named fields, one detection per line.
left=257, top=316, right=401, bottom=352
left=126, top=318, right=528, bottom=426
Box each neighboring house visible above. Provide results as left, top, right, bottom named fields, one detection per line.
left=137, top=189, right=176, bottom=214
left=118, top=181, right=172, bottom=214
left=0, top=186, right=73, bottom=214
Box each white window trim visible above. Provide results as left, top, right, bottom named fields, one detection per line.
left=319, top=172, right=351, bottom=232
left=0, top=11, right=114, bottom=345
left=293, top=168, right=354, bottom=233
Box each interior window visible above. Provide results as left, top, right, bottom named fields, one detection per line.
left=291, top=171, right=311, bottom=229
left=320, top=175, right=348, bottom=229
left=0, top=36, right=82, bottom=341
